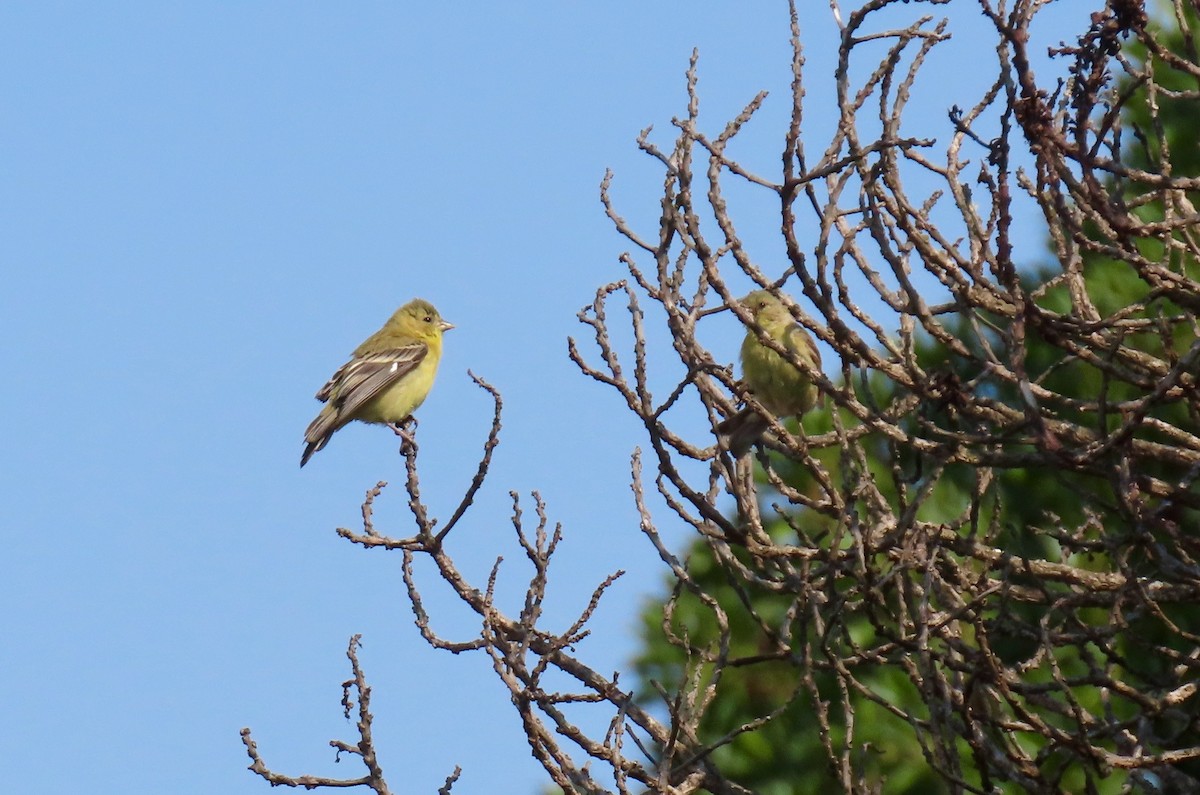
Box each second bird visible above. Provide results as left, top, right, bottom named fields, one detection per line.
left=717, top=290, right=820, bottom=456
left=301, top=298, right=453, bottom=467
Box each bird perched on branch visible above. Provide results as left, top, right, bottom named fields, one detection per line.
left=301, top=298, right=453, bottom=467
left=717, top=290, right=821, bottom=456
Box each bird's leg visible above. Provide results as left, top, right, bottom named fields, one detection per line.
left=390, top=416, right=418, bottom=445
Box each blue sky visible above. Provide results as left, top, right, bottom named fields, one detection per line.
left=3, top=3, right=1087, bottom=793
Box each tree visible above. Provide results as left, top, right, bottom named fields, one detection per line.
left=632, top=4, right=1200, bottom=791
left=242, top=1, right=1200, bottom=792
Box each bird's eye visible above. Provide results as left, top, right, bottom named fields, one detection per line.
left=424, top=315, right=433, bottom=323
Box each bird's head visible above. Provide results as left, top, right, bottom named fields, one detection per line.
left=740, top=290, right=792, bottom=331
left=392, top=298, right=455, bottom=342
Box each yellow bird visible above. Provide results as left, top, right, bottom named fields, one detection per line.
left=301, top=298, right=453, bottom=467
left=717, top=290, right=820, bottom=455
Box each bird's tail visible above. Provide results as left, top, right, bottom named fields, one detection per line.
left=716, top=408, right=771, bottom=457
left=300, top=405, right=340, bottom=467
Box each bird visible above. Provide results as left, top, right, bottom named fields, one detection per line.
left=301, top=298, right=453, bottom=467
left=716, top=290, right=821, bottom=456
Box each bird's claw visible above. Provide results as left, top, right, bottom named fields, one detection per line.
left=391, top=418, right=417, bottom=444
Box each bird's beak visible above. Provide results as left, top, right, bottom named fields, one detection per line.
left=440, top=320, right=455, bottom=332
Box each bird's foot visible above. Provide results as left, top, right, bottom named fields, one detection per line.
left=391, top=417, right=417, bottom=445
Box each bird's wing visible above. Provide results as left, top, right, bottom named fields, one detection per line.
left=316, top=343, right=429, bottom=416
left=784, top=323, right=821, bottom=369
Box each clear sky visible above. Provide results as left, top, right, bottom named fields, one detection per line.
left=3, top=3, right=1087, bottom=793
